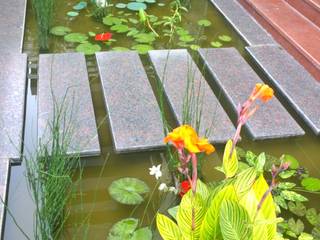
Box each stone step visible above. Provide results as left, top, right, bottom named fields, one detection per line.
left=96, top=51, right=165, bottom=153
left=247, top=45, right=320, bottom=136
left=209, top=0, right=275, bottom=46
left=240, top=0, right=320, bottom=81
left=0, top=159, right=9, bottom=237
left=0, top=54, right=27, bottom=159
left=38, top=53, right=101, bottom=157
left=148, top=49, right=235, bottom=143
left=285, top=0, right=320, bottom=27
left=0, top=0, right=26, bottom=53
left=198, top=47, right=305, bottom=140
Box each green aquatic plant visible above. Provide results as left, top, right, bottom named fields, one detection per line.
left=32, top=0, right=54, bottom=50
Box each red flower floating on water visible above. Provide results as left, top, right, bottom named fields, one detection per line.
left=179, top=180, right=191, bottom=197
left=95, top=32, right=112, bottom=41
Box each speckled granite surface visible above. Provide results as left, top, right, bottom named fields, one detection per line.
left=0, top=0, right=26, bottom=53
left=0, top=54, right=27, bottom=160
left=149, top=49, right=235, bottom=143
left=199, top=47, right=305, bottom=140
left=96, top=51, right=165, bottom=153
left=210, top=0, right=276, bottom=46
left=0, top=159, right=9, bottom=237
left=247, top=45, right=320, bottom=135
left=38, top=53, right=101, bottom=156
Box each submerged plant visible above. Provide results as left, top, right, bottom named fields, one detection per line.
left=32, top=0, right=54, bottom=51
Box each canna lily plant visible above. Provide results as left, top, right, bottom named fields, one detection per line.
left=157, top=84, right=289, bottom=240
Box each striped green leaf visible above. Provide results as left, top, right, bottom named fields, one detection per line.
left=223, top=140, right=238, bottom=178
left=156, top=213, right=181, bottom=240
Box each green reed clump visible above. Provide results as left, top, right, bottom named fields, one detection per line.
left=32, top=0, right=54, bottom=51
left=25, top=100, right=83, bottom=240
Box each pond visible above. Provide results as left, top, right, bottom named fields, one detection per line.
left=4, top=0, right=320, bottom=239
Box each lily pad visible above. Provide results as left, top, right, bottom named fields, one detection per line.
left=108, top=178, right=149, bottom=205
left=67, top=11, right=79, bottom=17
left=218, top=35, right=232, bottom=42
left=176, top=28, right=189, bottom=36
left=88, top=31, right=96, bottom=37
left=112, top=47, right=130, bottom=52
left=301, top=177, right=320, bottom=192
left=145, top=0, right=156, bottom=3
left=115, top=3, right=127, bottom=8
left=108, top=218, right=138, bottom=239
left=127, top=28, right=139, bottom=37
left=50, top=26, right=72, bottom=36
left=76, top=43, right=101, bottom=55
left=134, top=33, right=156, bottom=43
left=179, top=35, right=194, bottom=42
left=158, top=3, right=165, bottom=6
left=131, top=44, right=154, bottom=54
left=190, top=44, right=200, bottom=51
left=73, top=1, right=87, bottom=10
left=103, top=16, right=122, bottom=26
left=110, top=24, right=130, bottom=33
left=197, top=19, right=212, bottom=27
left=127, top=2, right=147, bottom=11
left=129, top=18, right=139, bottom=24
left=64, top=33, right=88, bottom=43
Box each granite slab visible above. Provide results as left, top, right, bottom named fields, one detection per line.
left=148, top=49, right=235, bottom=143
left=0, top=54, right=27, bottom=160
left=0, top=158, right=9, bottom=237
left=38, top=53, right=100, bottom=157
left=96, top=51, right=165, bottom=153
left=198, top=48, right=305, bottom=140
left=247, top=45, right=320, bottom=135
left=0, top=0, right=26, bottom=53
left=209, top=0, right=276, bottom=46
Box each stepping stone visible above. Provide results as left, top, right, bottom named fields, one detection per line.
left=247, top=45, right=320, bottom=136
left=198, top=47, right=305, bottom=140
left=0, top=54, right=27, bottom=159
left=0, top=158, right=9, bottom=236
left=209, top=0, right=275, bottom=46
left=0, top=0, right=26, bottom=52
left=148, top=49, right=235, bottom=143
left=38, top=53, right=100, bottom=157
left=96, top=51, right=165, bottom=153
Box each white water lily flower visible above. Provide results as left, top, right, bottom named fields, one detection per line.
left=149, top=164, right=162, bottom=180
left=168, top=186, right=178, bottom=194
left=158, top=183, right=168, bottom=192
left=95, top=0, right=108, bottom=8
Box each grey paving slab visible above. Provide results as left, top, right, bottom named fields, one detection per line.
left=148, top=49, right=235, bottom=143
left=38, top=53, right=100, bottom=157
left=210, top=0, right=276, bottom=46
left=198, top=48, right=305, bottom=140
left=247, top=45, right=320, bottom=135
left=0, top=0, right=26, bottom=53
left=96, top=51, right=165, bottom=153
left=0, top=54, right=27, bottom=160
left=0, top=158, right=9, bottom=237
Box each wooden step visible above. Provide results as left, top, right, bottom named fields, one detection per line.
left=198, top=47, right=305, bottom=140
left=0, top=54, right=27, bottom=160
left=148, top=49, right=235, bottom=143
left=96, top=51, right=165, bottom=153
left=247, top=45, right=320, bottom=136
left=38, top=53, right=101, bottom=157
left=239, top=0, right=320, bottom=81
left=209, top=0, right=275, bottom=45
left=285, top=0, right=320, bottom=27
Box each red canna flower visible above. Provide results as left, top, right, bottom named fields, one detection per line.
left=179, top=180, right=191, bottom=197
left=95, top=32, right=112, bottom=41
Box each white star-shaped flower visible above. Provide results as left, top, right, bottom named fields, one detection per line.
left=149, top=164, right=162, bottom=180
left=158, top=183, right=168, bottom=192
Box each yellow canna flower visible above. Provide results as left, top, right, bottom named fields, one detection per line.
left=252, top=83, right=274, bottom=102
left=164, top=125, right=215, bottom=155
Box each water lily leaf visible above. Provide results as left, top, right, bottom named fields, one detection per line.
left=131, top=44, right=154, bottom=54
left=134, top=33, right=156, bottom=43
left=88, top=31, right=96, bottom=37
left=108, top=177, right=149, bottom=205
left=103, top=16, right=122, bottom=26
left=115, top=3, right=127, bottom=8
left=145, top=0, right=156, bottom=3
left=179, top=35, right=194, bottom=42
left=301, top=177, right=320, bottom=192
left=107, top=218, right=138, bottom=239
left=73, top=1, right=87, bottom=10
left=131, top=227, right=152, bottom=240
left=129, top=18, right=139, bottom=24
left=67, top=11, right=79, bottom=17
left=50, top=26, right=72, bottom=36
left=288, top=201, right=306, bottom=217
left=127, top=2, right=147, bottom=11
left=111, top=24, right=130, bottom=33
left=64, top=33, right=88, bottom=43
left=127, top=28, right=139, bottom=37
left=210, top=41, right=223, bottom=48
left=197, top=19, right=211, bottom=27
left=190, top=44, right=200, bottom=51
left=76, top=43, right=101, bottom=55
left=112, top=47, right=130, bottom=52
left=281, top=154, right=300, bottom=169
left=218, top=35, right=232, bottom=42
left=176, top=28, right=189, bottom=36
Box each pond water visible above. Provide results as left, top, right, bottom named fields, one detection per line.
left=4, top=0, right=320, bottom=239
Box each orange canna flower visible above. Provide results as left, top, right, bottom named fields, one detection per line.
left=252, top=83, right=274, bottom=102
left=164, top=125, right=215, bottom=155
